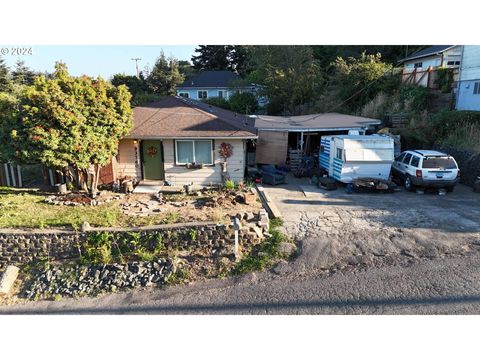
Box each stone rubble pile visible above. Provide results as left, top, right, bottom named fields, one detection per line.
left=44, top=192, right=124, bottom=206
left=24, top=258, right=175, bottom=299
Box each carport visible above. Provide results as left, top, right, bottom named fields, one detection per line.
left=253, top=113, right=381, bottom=169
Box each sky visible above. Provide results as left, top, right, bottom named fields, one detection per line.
left=0, top=45, right=198, bottom=78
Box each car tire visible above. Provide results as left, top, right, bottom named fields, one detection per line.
left=446, top=186, right=455, bottom=193
left=404, top=176, right=414, bottom=192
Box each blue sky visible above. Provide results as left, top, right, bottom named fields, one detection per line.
left=1, top=45, right=197, bottom=78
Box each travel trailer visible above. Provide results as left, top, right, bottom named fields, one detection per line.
left=319, top=135, right=395, bottom=183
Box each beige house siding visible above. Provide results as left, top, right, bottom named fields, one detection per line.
left=162, top=139, right=245, bottom=185
left=116, top=138, right=246, bottom=185
left=117, top=139, right=141, bottom=179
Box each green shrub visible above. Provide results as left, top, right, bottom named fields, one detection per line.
left=435, top=67, right=455, bottom=93
left=202, top=97, right=231, bottom=110
left=81, top=232, right=114, bottom=264
left=228, top=92, right=258, bottom=114
left=399, top=85, right=429, bottom=112
left=224, top=179, right=236, bottom=190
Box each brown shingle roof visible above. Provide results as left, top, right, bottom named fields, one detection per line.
left=127, top=97, right=257, bottom=139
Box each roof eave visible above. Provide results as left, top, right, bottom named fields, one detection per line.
left=399, top=46, right=455, bottom=64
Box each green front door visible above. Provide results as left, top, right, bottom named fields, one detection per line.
left=142, top=140, right=164, bottom=180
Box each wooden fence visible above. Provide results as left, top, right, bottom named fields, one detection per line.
left=401, top=66, right=459, bottom=89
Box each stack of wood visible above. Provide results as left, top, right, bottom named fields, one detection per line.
left=288, top=149, right=304, bottom=172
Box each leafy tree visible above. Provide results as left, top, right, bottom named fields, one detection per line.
left=178, top=60, right=195, bottom=78
left=246, top=46, right=323, bottom=115
left=147, top=52, right=184, bottom=95
left=331, top=52, right=394, bottom=112
left=0, top=56, right=10, bottom=92
left=228, top=92, right=258, bottom=114
left=191, top=45, right=248, bottom=73
left=11, top=59, right=36, bottom=85
left=3, top=63, right=133, bottom=196
left=110, top=73, right=155, bottom=105
left=311, top=45, right=427, bottom=70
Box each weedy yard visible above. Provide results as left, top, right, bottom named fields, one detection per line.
left=0, top=185, right=262, bottom=230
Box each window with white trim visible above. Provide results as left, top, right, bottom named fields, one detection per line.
left=175, top=140, right=213, bottom=165
left=414, top=62, right=423, bottom=68
left=474, top=82, right=480, bottom=95
left=218, top=90, right=227, bottom=99
left=197, top=90, right=208, bottom=99
left=178, top=92, right=189, bottom=98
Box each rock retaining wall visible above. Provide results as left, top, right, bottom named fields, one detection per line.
left=0, top=219, right=265, bottom=266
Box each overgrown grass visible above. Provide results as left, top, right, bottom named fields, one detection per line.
left=79, top=230, right=168, bottom=264
left=0, top=188, right=189, bottom=230
left=232, top=218, right=288, bottom=275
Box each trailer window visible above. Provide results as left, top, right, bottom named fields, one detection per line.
left=422, top=157, right=457, bottom=169
left=336, top=148, right=344, bottom=160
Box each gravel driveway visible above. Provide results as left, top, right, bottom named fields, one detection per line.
left=264, top=178, right=480, bottom=275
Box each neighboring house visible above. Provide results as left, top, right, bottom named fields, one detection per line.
left=176, top=70, right=267, bottom=106
left=399, top=45, right=463, bottom=88
left=400, top=45, right=463, bottom=70
left=253, top=113, right=381, bottom=167
left=456, top=45, right=480, bottom=111
left=106, top=96, right=257, bottom=186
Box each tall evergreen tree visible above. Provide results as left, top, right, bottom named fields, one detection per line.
left=0, top=56, right=11, bottom=92
left=191, top=45, right=248, bottom=73
left=146, top=52, right=184, bottom=95
left=11, top=59, right=36, bottom=85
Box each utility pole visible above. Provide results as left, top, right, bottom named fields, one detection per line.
left=131, top=58, right=142, bottom=78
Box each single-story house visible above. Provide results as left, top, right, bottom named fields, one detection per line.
left=253, top=113, right=381, bottom=166
left=105, top=96, right=257, bottom=186
left=176, top=70, right=267, bottom=106
left=456, top=45, right=480, bottom=111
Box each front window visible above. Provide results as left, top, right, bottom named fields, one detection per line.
left=198, top=90, right=208, bottom=99
left=218, top=90, right=227, bottom=99
left=175, top=140, right=213, bottom=165
left=414, top=62, right=423, bottom=68
left=178, top=92, right=189, bottom=98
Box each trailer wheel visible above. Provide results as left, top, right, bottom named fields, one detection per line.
left=318, top=177, right=337, bottom=190
left=404, top=176, right=414, bottom=192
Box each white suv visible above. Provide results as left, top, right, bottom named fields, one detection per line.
left=391, top=150, right=460, bottom=192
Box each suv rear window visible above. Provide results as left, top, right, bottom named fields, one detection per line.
left=422, top=157, right=457, bottom=169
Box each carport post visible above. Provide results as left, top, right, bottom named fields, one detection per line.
left=300, top=131, right=304, bottom=151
